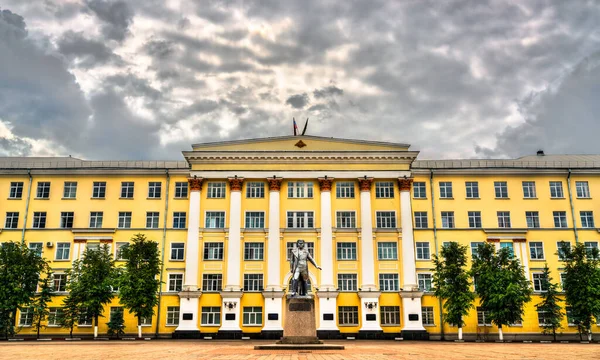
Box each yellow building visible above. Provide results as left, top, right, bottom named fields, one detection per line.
left=1, top=137, right=599, bottom=340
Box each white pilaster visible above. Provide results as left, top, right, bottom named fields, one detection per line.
left=266, top=178, right=282, bottom=290
left=220, top=292, right=243, bottom=331
left=358, top=292, right=383, bottom=331
left=318, top=177, right=335, bottom=290
left=224, top=177, right=243, bottom=291
left=358, top=178, right=376, bottom=291
left=518, top=241, right=530, bottom=276
left=262, top=290, right=285, bottom=332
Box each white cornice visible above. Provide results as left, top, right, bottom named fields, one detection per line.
left=189, top=170, right=412, bottom=179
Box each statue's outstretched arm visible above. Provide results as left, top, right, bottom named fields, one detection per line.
left=307, top=252, right=322, bottom=270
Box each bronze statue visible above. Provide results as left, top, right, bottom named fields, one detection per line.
left=289, top=239, right=321, bottom=296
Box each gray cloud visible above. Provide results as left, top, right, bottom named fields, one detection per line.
left=0, top=136, right=32, bottom=156
left=57, top=31, right=122, bottom=68
left=85, top=0, right=134, bottom=42
left=286, top=93, right=309, bottom=109
left=314, top=85, right=343, bottom=99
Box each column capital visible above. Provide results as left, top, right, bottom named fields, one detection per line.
left=267, top=177, right=283, bottom=191
left=318, top=177, right=334, bottom=192
left=398, top=177, right=413, bottom=192
left=188, top=177, right=203, bottom=191
left=228, top=177, right=244, bottom=192
left=358, top=177, right=374, bottom=192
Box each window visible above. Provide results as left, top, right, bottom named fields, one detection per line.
left=201, top=307, right=221, bottom=326
left=549, top=181, right=564, bottom=198
left=441, top=211, right=455, bottom=229
left=9, top=182, right=24, bottom=199
left=173, top=212, right=186, bottom=229
left=37, top=182, right=50, bottom=199
left=78, top=309, right=92, bottom=326
left=553, top=211, right=567, bottom=228
left=207, top=182, right=226, bottom=198
left=338, top=306, right=359, bottom=325
left=557, top=241, right=571, bottom=260
left=286, top=242, right=314, bottom=260
left=174, top=182, right=188, bottom=198
left=148, top=182, right=162, bottom=198
left=477, top=307, right=491, bottom=326
left=376, top=211, right=396, bottom=228
left=526, top=211, right=540, bottom=228
left=60, top=181, right=77, bottom=199
left=205, top=211, right=225, bottom=228
left=380, top=306, right=400, bottom=326
left=522, top=181, right=536, bottom=198
left=204, top=242, right=224, bottom=260
left=497, top=211, right=511, bottom=228
left=55, top=243, right=71, bottom=260
left=243, top=307, right=262, bottom=325
left=379, top=273, right=399, bottom=291
left=108, top=307, right=123, bottom=324
left=53, top=274, right=68, bottom=292
left=336, top=211, right=356, bottom=228
left=337, top=242, right=357, bottom=260
left=166, top=306, right=179, bottom=326
left=468, top=211, right=481, bottom=228
left=243, top=274, right=263, bottom=291
left=537, top=310, right=550, bottom=326
left=377, top=242, right=397, bottom=260
left=202, top=274, right=222, bottom=292
left=418, top=273, right=433, bottom=291
left=580, top=211, right=595, bottom=228
left=121, top=182, right=134, bottom=198
left=141, top=316, right=152, bottom=326
left=92, top=182, right=106, bottom=198
left=33, top=212, right=47, bottom=229
left=59, top=212, right=74, bottom=229
left=244, top=242, right=264, bottom=260
left=471, top=242, right=484, bottom=258
left=245, top=181, right=264, bottom=198
left=576, top=181, right=590, bottom=198
left=336, top=181, right=355, bottom=198
left=337, top=274, right=358, bottom=291
left=500, top=242, right=514, bottom=258
left=413, top=182, right=426, bottom=199
left=494, top=181, right=508, bottom=198
left=416, top=242, right=430, bottom=260
left=287, top=181, right=313, bottom=198
left=89, top=211, right=103, bottom=228
left=170, top=243, right=185, bottom=260
left=19, top=308, right=33, bottom=326
left=439, top=182, right=453, bottom=198
left=414, top=212, right=428, bottom=229
left=115, top=242, right=128, bottom=260
left=168, top=274, right=183, bottom=292
left=245, top=211, right=265, bottom=229
left=422, top=307, right=435, bottom=326
left=529, top=242, right=544, bottom=260
left=146, top=212, right=159, bottom=228
left=5, top=212, right=19, bottom=229
left=565, top=307, right=576, bottom=326
left=584, top=241, right=598, bottom=257
left=48, top=307, right=63, bottom=326
left=532, top=273, right=548, bottom=292
left=465, top=181, right=479, bottom=198
left=287, top=211, right=314, bottom=228
left=375, top=181, right=394, bottom=198
left=118, top=212, right=132, bottom=229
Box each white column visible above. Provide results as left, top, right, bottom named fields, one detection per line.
left=399, top=178, right=425, bottom=332
left=262, top=177, right=284, bottom=332
left=177, top=177, right=202, bottom=332
left=358, top=178, right=376, bottom=290
left=518, top=240, right=530, bottom=277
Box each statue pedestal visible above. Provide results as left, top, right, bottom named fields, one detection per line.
left=278, top=295, right=322, bottom=344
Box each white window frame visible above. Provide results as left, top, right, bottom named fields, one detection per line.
left=338, top=306, right=359, bottom=326
left=422, top=307, right=435, bottom=326
left=465, top=181, right=479, bottom=198
left=207, top=182, right=226, bottom=199
left=494, top=181, right=508, bottom=198
left=36, top=182, right=50, bottom=199
left=148, top=182, right=162, bottom=198
left=584, top=241, right=598, bottom=256
left=9, top=181, right=24, bottom=199
left=170, top=243, right=185, bottom=261
left=63, top=181, right=77, bottom=199
left=522, top=181, right=536, bottom=198
left=414, top=211, right=428, bottom=229
left=380, top=306, right=400, bottom=326
left=53, top=273, right=68, bottom=292
left=287, top=181, right=313, bottom=198
left=60, top=211, right=74, bottom=229
left=243, top=274, right=263, bottom=292
left=336, top=211, right=356, bottom=228
left=526, top=211, right=540, bottom=228
left=32, top=211, right=47, bottom=229
left=500, top=242, right=514, bottom=257
left=286, top=211, right=314, bottom=229
left=89, top=211, right=103, bottom=228
left=557, top=241, right=571, bottom=260
left=173, top=212, right=186, bottom=229
left=336, top=242, right=357, bottom=260
left=441, top=211, right=455, bottom=229
left=242, top=306, right=263, bottom=326
left=471, top=242, right=484, bottom=258
left=416, top=242, right=430, bottom=260
left=5, top=212, right=19, bottom=229
left=417, top=273, right=433, bottom=292
left=576, top=181, right=590, bottom=198
left=337, top=273, right=358, bottom=292
left=439, top=182, right=453, bottom=198
left=245, top=181, right=264, bottom=198
left=532, top=273, right=548, bottom=292
left=375, top=211, right=396, bottom=228
left=245, top=211, right=265, bottom=229
left=580, top=211, right=595, bottom=228
left=168, top=273, right=183, bottom=292
left=115, top=242, right=128, bottom=260
left=336, top=181, right=355, bottom=199
left=379, top=273, right=399, bottom=291
left=92, top=181, right=106, bottom=199
left=477, top=306, right=491, bottom=326
left=413, top=182, right=426, bottom=199
left=203, top=242, right=224, bottom=260
left=244, top=242, right=264, bottom=261
left=201, top=307, right=221, bottom=326
left=48, top=307, right=63, bottom=326
left=174, top=182, right=188, bottom=199
left=529, top=241, right=544, bottom=260
left=375, top=181, right=394, bottom=198
left=55, top=242, right=71, bottom=261
left=146, top=211, right=160, bottom=229
left=377, top=242, right=397, bottom=260
left=121, top=182, right=134, bottom=198
left=118, top=211, right=132, bottom=229
left=468, top=211, right=481, bottom=228
left=166, top=306, right=179, bottom=326
left=497, top=211, right=511, bottom=228
left=29, top=242, right=43, bottom=257
left=19, top=308, right=34, bottom=326
left=202, top=274, right=223, bottom=292
left=549, top=181, right=564, bottom=198
left=205, top=211, right=226, bottom=229
left=553, top=211, right=568, bottom=228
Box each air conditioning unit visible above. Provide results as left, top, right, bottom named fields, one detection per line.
left=46, top=242, right=54, bottom=248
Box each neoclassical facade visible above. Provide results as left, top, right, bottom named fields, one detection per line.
left=1, top=136, right=599, bottom=340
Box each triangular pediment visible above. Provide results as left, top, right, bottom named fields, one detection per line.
left=190, top=135, right=410, bottom=152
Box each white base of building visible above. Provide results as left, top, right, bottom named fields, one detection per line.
left=316, top=290, right=339, bottom=331
left=220, top=291, right=243, bottom=332
left=262, top=290, right=285, bottom=332
left=175, top=291, right=201, bottom=332
left=358, top=291, right=382, bottom=332
left=400, top=290, right=426, bottom=331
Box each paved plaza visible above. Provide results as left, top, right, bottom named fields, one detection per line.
left=1, top=340, right=599, bottom=360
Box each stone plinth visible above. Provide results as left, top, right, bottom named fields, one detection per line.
left=278, top=295, right=321, bottom=344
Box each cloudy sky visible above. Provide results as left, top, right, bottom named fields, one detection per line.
left=1, top=0, right=599, bottom=160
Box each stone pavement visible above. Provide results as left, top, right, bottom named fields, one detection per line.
left=1, top=340, right=599, bottom=360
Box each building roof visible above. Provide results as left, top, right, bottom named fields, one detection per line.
left=413, top=154, right=600, bottom=169
left=0, top=157, right=189, bottom=170
left=191, top=135, right=411, bottom=149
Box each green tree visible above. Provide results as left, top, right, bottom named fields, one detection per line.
left=0, top=242, right=48, bottom=339
left=560, top=242, right=600, bottom=341
left=535, top=264, right=563, bottom=341
left=31, top=267, right=54, bottom=339
left=432, top=242, right=475, bottom=340
left=58, top=293, right=80, bottom=338
left=106, top=308, right=125, bottom=339
left=66, top=245, right=117, bottom=338
left=471, top=242, right=532, bottom=341
left=118, top=234, right=161, bottom=338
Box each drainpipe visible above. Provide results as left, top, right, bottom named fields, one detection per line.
left=566, top=169, right=579, bottom=244
left=21, top=170, right=33, bottom=244
left=430, top=170, right=444, bottom=340
left=155, top=169, right=170, bottom=338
